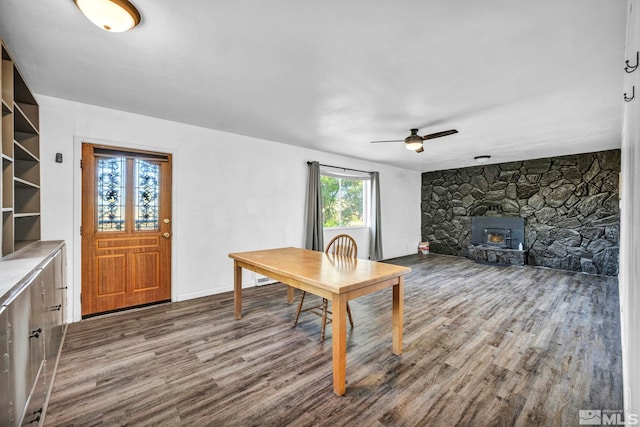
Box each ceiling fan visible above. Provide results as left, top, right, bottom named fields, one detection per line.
left=370, top=128, right=458, bottom=153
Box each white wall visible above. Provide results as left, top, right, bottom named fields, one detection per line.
left=620, top=0, right=640, bottom=416
left=36, top=95, right=421, bottom=323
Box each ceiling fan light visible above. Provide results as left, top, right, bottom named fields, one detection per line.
left=74, top=0, right=141, bottom=32
left=405, top=142, right=423, bottom=151
left=405, top=135, right=423, bottom=151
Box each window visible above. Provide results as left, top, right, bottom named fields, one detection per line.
left=321, top=170, right=370, bottom=228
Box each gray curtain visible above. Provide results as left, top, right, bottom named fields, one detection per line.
left=304, top=161, right=324, bottom=251
left=369, top=171, right=383, bottom=261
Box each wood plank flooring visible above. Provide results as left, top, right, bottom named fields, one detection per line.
left=44, top=254, right=623, bottom=426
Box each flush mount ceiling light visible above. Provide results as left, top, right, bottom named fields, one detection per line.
left=474, top=155, right=491, bottom=163
left=74, top=0, right=141, bottom=32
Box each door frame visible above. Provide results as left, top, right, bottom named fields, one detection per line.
left=72, top=136, right=177, bottom=322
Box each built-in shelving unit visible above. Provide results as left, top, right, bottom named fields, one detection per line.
left=0, top=39, right=40, bottom=257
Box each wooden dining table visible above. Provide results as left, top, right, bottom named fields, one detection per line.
left=228, top=247, right=411, bottom=396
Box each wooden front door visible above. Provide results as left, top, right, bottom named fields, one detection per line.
left=81, top=143, right=172, bottom=316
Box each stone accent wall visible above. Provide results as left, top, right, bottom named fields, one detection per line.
left=421, top=149, right=620, bottom=276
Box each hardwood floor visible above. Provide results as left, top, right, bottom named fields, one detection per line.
left=44, top=254, right=623, bottom=426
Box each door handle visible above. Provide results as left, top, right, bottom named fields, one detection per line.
left=163, top=232, right=171, bottom=238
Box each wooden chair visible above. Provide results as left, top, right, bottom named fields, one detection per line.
left=294, top=234, right=355, bottom=341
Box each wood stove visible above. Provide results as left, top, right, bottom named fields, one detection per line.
left=471, top=216, right=524, bottom=250
left=482, top=228, right=512, bottom=248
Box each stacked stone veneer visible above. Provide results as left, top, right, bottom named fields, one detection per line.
left=421, top=149, right=620, bottom=276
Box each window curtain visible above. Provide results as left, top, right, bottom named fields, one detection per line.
left=369, top=171, right=383, bottom=261
left=304, top=161, right=324, bottom=251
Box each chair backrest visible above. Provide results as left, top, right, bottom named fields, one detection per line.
left=325, top=234, right=357, bottom=258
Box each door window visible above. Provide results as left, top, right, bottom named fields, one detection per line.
left=97, top=157, right=126, bottom=232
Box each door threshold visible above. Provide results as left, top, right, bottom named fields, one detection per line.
left=82, top=299, right=171, bottom=320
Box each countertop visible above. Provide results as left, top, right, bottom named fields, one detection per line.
left=0, top=240, right=65, bottom=305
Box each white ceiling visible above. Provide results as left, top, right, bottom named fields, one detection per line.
left=0, top=0, right=628, bottom=171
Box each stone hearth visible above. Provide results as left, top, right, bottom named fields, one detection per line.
left=467, top=245, right=527, bottom=266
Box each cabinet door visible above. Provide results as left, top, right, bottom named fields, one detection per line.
left=41, top=256, right=58, bottom=364
left=0, top=306, right=10, bottom=426
left=6, top=273, right=35, bottom=426
left=30, top=277, right=44, bottom=377
left=6, top=269, right=44, bottom=427
left=25, top=278, right=46, bottom=425
left=51, top=247, right=65, bottom=359
left=55, top=246, right=66, bottom=325
left=52, top=248, right=64, bottom=339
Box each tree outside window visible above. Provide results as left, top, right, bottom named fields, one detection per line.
left=321, top=175, right=368, bottom=228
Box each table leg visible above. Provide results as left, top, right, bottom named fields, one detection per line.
left=332, top=293, right=347, bottom=396
left=234, top=262, right=242, bottom=320
left=392, top=277, right=404, bottom=355
left=287, top=286, right=294, bottom=304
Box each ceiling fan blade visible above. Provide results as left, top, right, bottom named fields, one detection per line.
left=422, top=129, right=458, bottom=140
left=415, top=146, right=424, bottom=153
left=369, top=139, right=404, bottom=143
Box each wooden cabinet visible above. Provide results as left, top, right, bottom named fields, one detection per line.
left=0, top=38, right=40, bottom=257
left=0, top=242, right=66, bottom=426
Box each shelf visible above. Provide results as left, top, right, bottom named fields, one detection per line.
left=14, top=215, right=40, bottom=243
left=2, top=157, right=12, bottom=209
left=13, top=67, right=37, bottom=106
left=13, top=212, right=40, bottom=218
left=14, top=102, right=38, bottom=132
left=2, top=113, right=12, bottom=157
left=14, top=171, right=39, bottom=188
left=14, top=142, right=39, bottom=187
left=14, top=132, right=38, bottom=158
left=14, top=177, right=39, bottom=189
left=14, top=104, right=38, bottom=136
left=2, top=210, right=12, bottom=256
left=1, top=153, right=11, bottom=162
left=1, top=207, right=12, bottom=212
left=14, top=182, right=39, bottom=214
left=14, top=140, right=38, bottom=162
left=1, top=58, right=12, bottom=110
left=1, top=99, right=10, bottom=115
left=14, top=150, right=39, bottom=186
